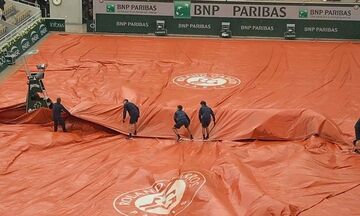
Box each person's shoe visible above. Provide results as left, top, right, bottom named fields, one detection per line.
left=126, top=133, right=133, bottom=139
left=203, top=135, right=206, bottom=140
left=206, top=135, right=209, bottom=140
left=176, top=135, right=181, bottom=142
left=190, top=135, right=194, bottom=140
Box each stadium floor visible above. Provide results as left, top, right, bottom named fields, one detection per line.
left=0, top=33, right=360, bottom=215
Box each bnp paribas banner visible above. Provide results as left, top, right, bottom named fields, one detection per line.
left=94, top=0, right=360, bottom=21
left=45, top=18, right=66, bottom=31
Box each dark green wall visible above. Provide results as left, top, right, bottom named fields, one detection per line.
left=96, top=14, right=360, bottom=39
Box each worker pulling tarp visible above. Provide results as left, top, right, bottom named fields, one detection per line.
left=0, top=34, right=360, bottom=215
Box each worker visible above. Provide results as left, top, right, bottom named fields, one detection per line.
left=199, top=101, right=215, bottom=140
left=122, top=99, right=140, bottom=139
left=52, top=97, right=70, bottom=132
left=173, top=105, right=193, bottom=141
left=0, top=0, right=5, bottom=21
left=354, top=119, right=360, bottom=154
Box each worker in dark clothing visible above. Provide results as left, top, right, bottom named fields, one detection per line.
left=52, top=97, right=70, bottom=132
left=173, top=105, right=193, bottom=141
left=122, top=99, right=140, bottom=139
left=199, top=101, right=215, bottom=140
left=354, top=119, right=360, bottom=154
left=355, top=119, right=360, bottom=141
left=0, top=0, right=6, bottom=21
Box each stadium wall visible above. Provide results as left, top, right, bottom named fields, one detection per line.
left=50, top=0, right=82, bottom=24
left=93, top=0, right=360, bottom=39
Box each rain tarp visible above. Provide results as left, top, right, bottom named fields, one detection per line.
left=0, top=34, right=360, bottom=216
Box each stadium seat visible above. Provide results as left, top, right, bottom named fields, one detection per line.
left=3, top=3, right=16, bottom=17
left=11, top=10, right=31, bottom=25
left=0, top=24, right=6, bottom=36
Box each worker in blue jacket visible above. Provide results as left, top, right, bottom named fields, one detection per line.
left=354, top=119, right=360, bottom=154
left=199, top=101, right=215, bottom=140
left=52, top=97, right=70, bottom=132
left=173, top=105, right=193, bottom=141
left=0, top=0, right=6, bottom=21
left=122, top=99, right=140, bottom=139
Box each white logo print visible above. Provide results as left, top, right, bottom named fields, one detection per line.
left=0, top=55, right=5, bottom=67
left=173, top=73, right=241, bottom=89
left=21, top=38, right=31, bottom=51
left=113, top=171, right=206, bottom=215
left=10, top=46, right=21, bottom=57
left=30, top=31, right=40, bottom=43
left=39, top=24, right=48, bottom=36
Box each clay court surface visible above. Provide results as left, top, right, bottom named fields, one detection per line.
left=1, top=34, right=360, bottom=215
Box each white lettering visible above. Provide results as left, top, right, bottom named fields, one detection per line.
left=304, top=27, right=315, bottom=32
left=178, top=23, right=189, bottom=28
left=127, top=22, right=149, bottom=27
left=182, top=173, right=201, bottom=187
left=116, top=21, right=127, bottom=26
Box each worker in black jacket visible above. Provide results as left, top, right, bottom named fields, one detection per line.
left=354, top=119, right=360, bottom=154
left=173, top=105, right=193, bottom=141
left=0, top=0, right=4, bottom=11
left=199, top=101, right=215, bottom=140
left=122, top=99, right=140, bottom=139
left=0, top=0, right=6, bottom=21
left=52, top=97, right=70, bottom=132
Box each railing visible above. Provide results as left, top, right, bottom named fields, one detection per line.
left=0, top=10, right=42, bottom=48
left=0, top=25, right=6, bottom=36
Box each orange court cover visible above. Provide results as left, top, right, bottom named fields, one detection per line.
left=0, top=34, right=360, bottom=216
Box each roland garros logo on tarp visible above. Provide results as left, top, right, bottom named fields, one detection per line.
left=113, top=171, right=206, bottom=215
left=173, top=73, right=240, bottom=89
